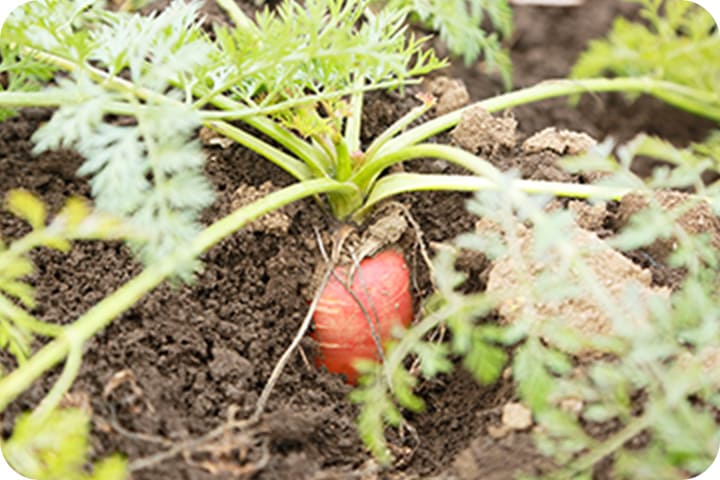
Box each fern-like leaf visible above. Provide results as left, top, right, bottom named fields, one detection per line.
left=572, top=0, right=719, bottom=93
left=383, top=0, right=513, bottom=86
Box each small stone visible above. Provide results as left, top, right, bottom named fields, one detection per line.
left=487, top=424, right=510, bottom=439
left=501, top=402, right=533, bottom=430
left=559, top=397, right=584, bottom=416
left=199, top=126, right=234, bottom=148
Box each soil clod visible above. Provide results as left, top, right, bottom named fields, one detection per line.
left=424, top=75, right=471, bottom=115
left=451, top=106, right=517, bottom=155
left=522, top=126, right=597, bottom=155
left=485, top=221, right=669, bottom=341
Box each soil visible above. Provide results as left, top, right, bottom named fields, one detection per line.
left=1, top=1, right=718, bottom=480
left=486, top=221, right=669, bottom=339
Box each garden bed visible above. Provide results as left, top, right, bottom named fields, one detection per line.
left=1, top=1, right=717, bottom=479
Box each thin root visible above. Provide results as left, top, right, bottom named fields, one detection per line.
left=250, top=230, right=337, bottom=422
left=380, top=201, right=435, bottom=285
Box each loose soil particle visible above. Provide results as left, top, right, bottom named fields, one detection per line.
left=1, top=1, right=717, bottom=479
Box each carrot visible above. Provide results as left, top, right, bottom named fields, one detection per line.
left=312, top=250, right=413, bottom=384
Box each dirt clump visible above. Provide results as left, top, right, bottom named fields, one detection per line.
left=501, top=402, right=533, bottom=431
left=614, top=190, right=720, bottom=261
left=424, top=76, right=471, bottom=115
left=451, top=106, right=517, bottom=155
left=486, top=402, right=534, bottom=439
left=521, top=127, right=597, bottom=155
left=485, top=221, right=669, bottom=339
left=546, top=199, right=610, bottom=234
left=341, top=204, right=411, bottom=261
left=447, top=432, right=555, bottom=480
left=567, top=200, right=609, bottom=233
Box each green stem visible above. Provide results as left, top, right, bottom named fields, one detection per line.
left=0, top=295, right=63, bottom=338
left=311, top=135, right=336, bottom=169
left=196, top=80, right=409, bottom=121
left=378, top=77, right=720, bottom=157
left=6, top=230, right=51, bottom=260
left=327, top=185, right=364, bottom=221
left=0, top=90, right=134, bottom=115
left=205, top=95, right=331, bottom=177
left=344, top=76, right=364, bottom=155
left=355, top=172, right=632, bottom=220
left=334, top=135, right=353, bottom=181
left=206, top=120, right=313, bottom=181
left=327, top=130, right=360, bottom=218
left=31, top=343, right=82, bottom=419
left=0, top=179, right=355, bottom=411
left=214, top=0, right=257, bottom=33
left=17, top=47, right=329, bottom=178
left=650, top=84, right=720, bottom=123
left=353, top=143, right=503, bottom=193
left=23, top=48, right=169, bottom=104
left=550, top=414, right=652, bottom=479
left=363, top=96, right=435, bottom=162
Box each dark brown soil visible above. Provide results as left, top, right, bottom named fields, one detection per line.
left=1, top=1, right=716, bottom=480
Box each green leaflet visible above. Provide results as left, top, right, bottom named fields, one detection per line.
left=3, top=409, right=128, bottom=480
left=383, top=0, right=513, bottom=86
left=29, top=74, right=212, bottom=270
left=0, top=44, right=57, bottom=121
left=572, top=0, right=720, bottom=95
left=5, top=0, right=215, bottom=272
